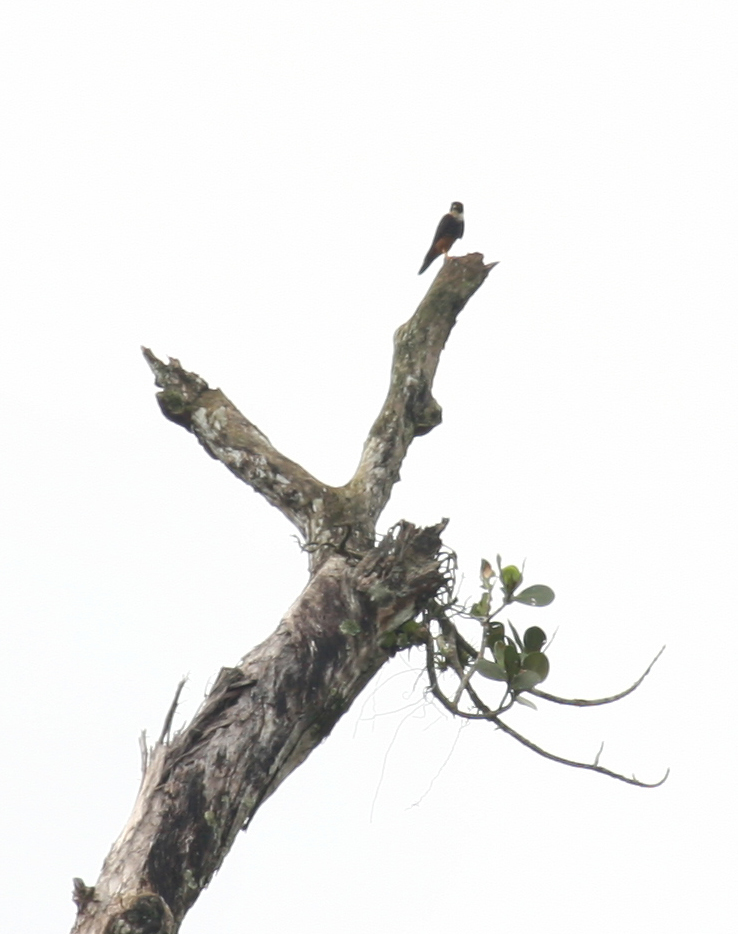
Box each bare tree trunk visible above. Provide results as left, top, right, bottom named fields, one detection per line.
left=71, top=254, right=495, bottom=934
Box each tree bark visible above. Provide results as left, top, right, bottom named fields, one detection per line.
left=71, top=254, right=495, bottom=934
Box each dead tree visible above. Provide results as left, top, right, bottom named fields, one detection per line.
left=70, top=254, right=499, bottom=934
left=71, top=250, right=667, bottom=933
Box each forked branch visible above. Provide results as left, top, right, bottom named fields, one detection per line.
left=143, top=254, right=496, bottom=568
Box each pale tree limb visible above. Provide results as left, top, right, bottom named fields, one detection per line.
left=141, top=347, right=325, bottom=541
left=143, top=254, right=495, bottom=569
left=349, top=256, right=498, bottom=524
left=71, top=255, right=495, bottom=934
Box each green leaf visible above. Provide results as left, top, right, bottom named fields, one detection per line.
left=512, top=669, right=544, bottom=692
left=513, top=585, right=555, bottom=607
left=522, top=651, right=550, bottom=681
left=509, top=621, right=524, bottom=650
left=471, top=591, right=491, bottom=619
left=486, top=623, right=505, bottom=649
left=514, top=694, right=538, bottom=710
left=340, top=619, right=361, bottom=636
left=476, top=659, right=508, bottom=682
left=493, top=639, right=507, bottom=667
left=501, top=565, right=523, bottom=597
left=504, top=643, right=521, bottom=677
left=523, top=626, right=547, bottom=652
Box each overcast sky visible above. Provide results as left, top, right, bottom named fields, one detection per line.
left=2, top=2, right=736, bottom=932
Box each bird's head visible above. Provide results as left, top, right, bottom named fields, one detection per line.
left=450, top=201, right=464, bottom=216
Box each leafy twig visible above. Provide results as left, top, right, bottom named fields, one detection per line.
left=420, top=560, right=668, bottom=789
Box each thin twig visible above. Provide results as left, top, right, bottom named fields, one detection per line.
left=530, top=646, right=666, bottom=707
left=158, top=678, right=187, bottom=745
left=493, top=717, right=669, bottom=788
left=450, top=597, right=508, bottom=704
left=424, top=628, right=668, bottom=788
left=408, top=720, right=468, bottom=809
left=138, top=731, right=149, bottom=781
left=424, top=631, right=513, bottom=721
left=425, top=634, right=491, bottom=720
left=452, top=619, right=489, bottom=705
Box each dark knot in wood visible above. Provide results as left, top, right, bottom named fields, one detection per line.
left=104, top=893, right=173, bottom=934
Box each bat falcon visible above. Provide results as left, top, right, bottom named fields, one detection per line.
left=418, top=201, right=464, bottom=274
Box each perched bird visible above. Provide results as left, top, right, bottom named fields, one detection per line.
left=418, top=201, right=464, bottom=274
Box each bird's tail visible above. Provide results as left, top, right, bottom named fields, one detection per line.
left=418, top=250, right=437, bottom=275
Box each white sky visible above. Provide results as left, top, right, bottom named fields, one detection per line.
left=1, top=2, right=736, bottom=932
